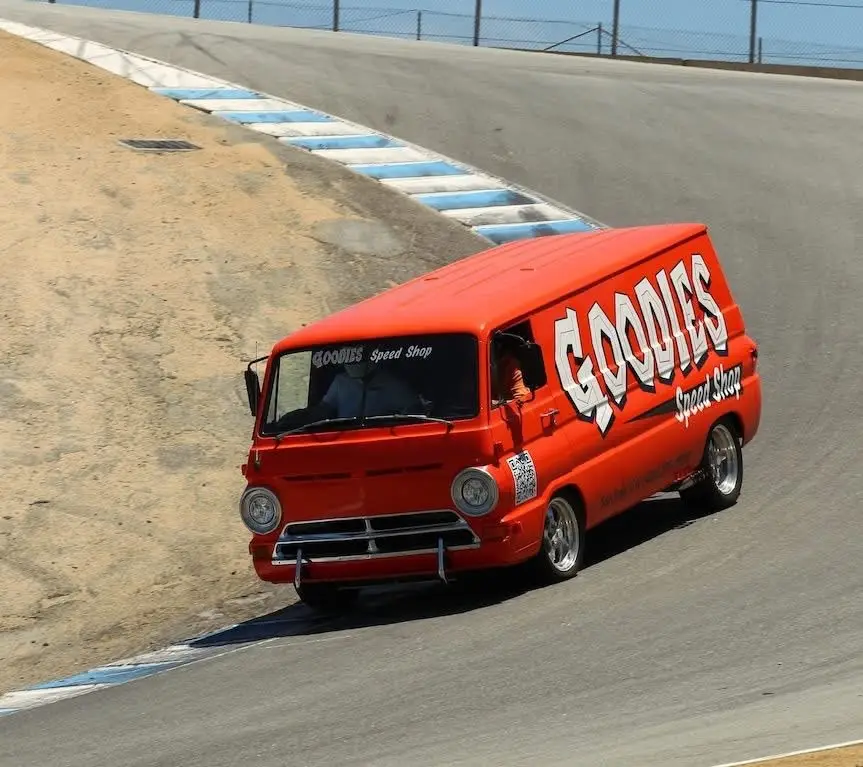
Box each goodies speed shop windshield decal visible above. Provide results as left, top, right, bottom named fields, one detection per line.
left=311, top=344, right=433, bottom=368
left=552, top=251, right=744, bottom=434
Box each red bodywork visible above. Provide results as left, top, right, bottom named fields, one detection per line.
left=238, top=223, right=762, bottom=588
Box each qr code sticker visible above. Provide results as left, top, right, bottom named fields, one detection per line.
left=507, top=450, right=537, bottom=506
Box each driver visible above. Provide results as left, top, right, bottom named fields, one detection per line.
left=491, top=334, right=531, bottom=405
left=320, top=358, right=421, bottom=418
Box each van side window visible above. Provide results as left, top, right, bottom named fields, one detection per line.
left=490, top=320, right=547, bottom=406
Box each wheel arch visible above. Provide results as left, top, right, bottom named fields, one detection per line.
left=721, top=410, right=745, bottom=443
left=549, top=482, right=588, bottom=525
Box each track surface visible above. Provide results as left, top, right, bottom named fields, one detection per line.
left=1, top=3, right=862, bottom=766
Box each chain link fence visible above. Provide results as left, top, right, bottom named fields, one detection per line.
left=33, top=0, right=863, bottom=69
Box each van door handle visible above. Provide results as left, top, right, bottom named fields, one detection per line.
left=541, top=408, right=559, bottom=426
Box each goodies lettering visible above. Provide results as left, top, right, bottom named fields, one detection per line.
left=553, top=252, right=731, bottom=436
left=311, top=346, right=363, bottom=368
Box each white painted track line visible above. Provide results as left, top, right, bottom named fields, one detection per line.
left=708, top=737, right=863, bottom=767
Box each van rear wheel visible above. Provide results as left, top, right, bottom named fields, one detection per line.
left=681, top=418, right=743, bottom=512
left=529, top=492, right=585, bottom=583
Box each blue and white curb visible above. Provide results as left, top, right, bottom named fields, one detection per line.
left=0, top=18, right=607, bottom=245
left=0, top=613, right=338, bottom=718
left=0, top=642, right=212, bottom=717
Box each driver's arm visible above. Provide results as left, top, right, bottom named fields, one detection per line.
left=498, top=353, right=531, bottom=404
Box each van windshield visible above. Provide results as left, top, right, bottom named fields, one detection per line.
left=261, top=333, right=480, bottom=436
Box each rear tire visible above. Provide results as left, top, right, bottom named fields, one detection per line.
left=295, top=582, right=359, bottom=613
left=680, top=417, right=744, bottom=512
left=528, top=492, right=586, bottom=584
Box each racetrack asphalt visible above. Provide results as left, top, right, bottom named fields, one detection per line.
left=0, top=3, right=861, bottom=766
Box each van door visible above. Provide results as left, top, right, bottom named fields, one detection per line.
left=487, top=318, right=574, bottom=516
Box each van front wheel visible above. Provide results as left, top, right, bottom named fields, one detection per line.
left=529, top=493, right=585, bottom=583
left=681, top=418, right=743, bottom=512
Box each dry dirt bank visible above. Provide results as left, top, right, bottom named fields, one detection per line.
left=742, top=744, right=863, bottom=766
left=0, top=30, right=484, bottom=694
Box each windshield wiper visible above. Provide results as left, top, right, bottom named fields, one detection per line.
left=362, top=413, right=455, bottom=432
left=275, top=416, right=362, bottom=439
left=274, top=412, right=455, bottom=441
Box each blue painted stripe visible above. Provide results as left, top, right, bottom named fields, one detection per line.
left=26, top=661, right=182, bottom=690
left=215, top=110, right=334, bottom=124
left=474, top=218, right=597, bottom=244
left=284, top=134, right=402, bottom=151
left=414, top=188, right=535, bottom=211
left=348, top=160, right=466, bottom=179
left=151, top=87, right=261, bottom=100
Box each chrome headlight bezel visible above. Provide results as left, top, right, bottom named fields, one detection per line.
left=239, top=485, right=282, bottom=535
left=450, top=467, right=499, bottom=517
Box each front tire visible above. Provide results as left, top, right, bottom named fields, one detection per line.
left=529, top=492, right=586, bottom=583
left=680, top=417, right=744, bottom=512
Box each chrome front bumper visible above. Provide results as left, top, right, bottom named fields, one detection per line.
left=270, top=509, right=481, bottom=588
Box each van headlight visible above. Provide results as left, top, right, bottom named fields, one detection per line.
left=239, top=486, right=282, bottom=535
left=451, top=467, right=499, bottom=516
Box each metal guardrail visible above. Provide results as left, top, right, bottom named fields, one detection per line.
left=36, top=0, right=863, bottom=69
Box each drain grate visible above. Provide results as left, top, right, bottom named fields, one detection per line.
left=119, top=139, right=201, bottom=152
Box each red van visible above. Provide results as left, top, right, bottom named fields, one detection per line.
left=238, top=223, right=762, bottom=610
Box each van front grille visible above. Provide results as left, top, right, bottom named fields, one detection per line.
left=272, top=509, right=480, bottom=564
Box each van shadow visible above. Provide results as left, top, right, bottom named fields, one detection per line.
left=189, top=494, right=723, bottom=650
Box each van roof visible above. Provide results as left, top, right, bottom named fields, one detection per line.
left=273, top=222, right=708, bottom=353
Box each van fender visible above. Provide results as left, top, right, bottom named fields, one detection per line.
left=516, top=476, right=588, bottom=550
left=518, top=481, right=588, bottom=582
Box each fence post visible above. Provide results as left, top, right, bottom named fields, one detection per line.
left=247, top=0, right=252, bottom=23
left=193, top=0, right=200, bottom=19
left=597, top=23, right=603, bottom=54
left=748, top=0, right=758, bottom=63
left=473, top=0, right=481, bottom=46
left=758, top=36, right=763, bottom=64
left=611, top=0, right=620, bottom=56
left=333, top=0, right=340, bottom=32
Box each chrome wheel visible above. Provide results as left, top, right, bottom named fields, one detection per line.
left=543, top=496, right=581, bottom=573
left=708, top=422, right=740, bottom=496
left=680, top=418, right=744, bottom=512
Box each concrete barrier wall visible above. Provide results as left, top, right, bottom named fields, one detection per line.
left=526, top=50, right=863, bottom=82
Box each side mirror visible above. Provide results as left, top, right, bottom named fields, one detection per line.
left=244, top=369, right=260, bottom=417
left=519, top=343, right=545, bottom=391
left=244, top=354, right=269, bottom=418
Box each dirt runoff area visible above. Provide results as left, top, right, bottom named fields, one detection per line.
left=0, top=30, right=484, bottom=695
left=740, top=743, right=863, bottom=766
